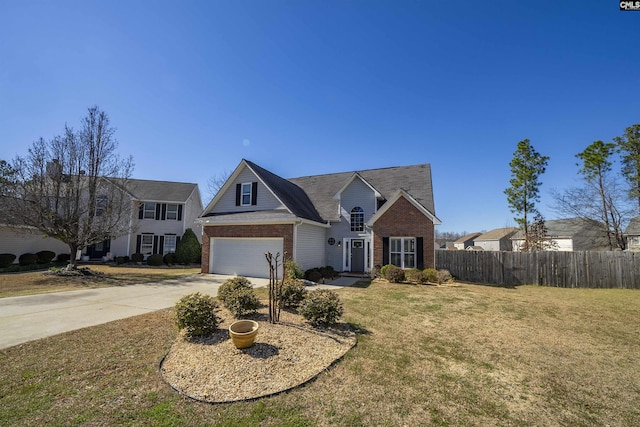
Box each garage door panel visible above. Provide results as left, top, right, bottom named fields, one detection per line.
left=211, top=238, right=283, bottom=278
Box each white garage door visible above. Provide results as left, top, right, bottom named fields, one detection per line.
left=210, top=238, right=284, bottom=278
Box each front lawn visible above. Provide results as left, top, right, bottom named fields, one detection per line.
left=1, top=280, right=639, bottom=426
left=0, top=265, right=201, bottom=298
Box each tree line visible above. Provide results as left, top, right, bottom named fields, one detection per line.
left=505, top=124, right=640, bottom=251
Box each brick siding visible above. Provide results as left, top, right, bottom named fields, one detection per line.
left=372, top=196, right=435, bottom=269
left=201, top=224, right=294, bottom=273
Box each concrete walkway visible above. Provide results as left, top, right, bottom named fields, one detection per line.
left=0, top=274, right=361, bottom=350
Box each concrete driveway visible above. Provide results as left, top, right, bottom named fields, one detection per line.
left=0, top=274, right=361, bottom=350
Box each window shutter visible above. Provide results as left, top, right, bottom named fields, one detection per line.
left=161, top=204, right=167, bottom=220
left=153, top=236, right=159, bottom=254
left=251, top=182, right=258, bottom=206
left=138, top=204, right=144, bottom=220
left=235, top=184, right=241, bottom=206
left=382, top=237, right=389, bottom=265
left=416, top=237, right=424, bottom=270
left=155, top=204, right=161, bottom=220
left=176, top=236, right=181, bottom=247
left=159, top=236, right=165, bottom=254
left=136, top=235, right=142, bottom=253
left=177, top=205, right=183, bottom=221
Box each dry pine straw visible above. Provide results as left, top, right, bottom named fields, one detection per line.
left=160, top=308, right=356, bottom=404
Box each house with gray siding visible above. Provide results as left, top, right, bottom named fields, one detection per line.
left=625, top=217, right=640, bottom=251
left=473, top=228, right=518, bottom=251
left=511, top=218, right=610, bottom=252
left=199, top=159, right=440, bottom=278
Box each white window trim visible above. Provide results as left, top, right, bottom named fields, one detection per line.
left=140, top=234, right=154, bottom=255
left=350, top=207, right=364, bottom=232
left=390, top=237, right=416, bottom=269
left=164, top=234, right=177, bottom=253
left=241, top=182, right=252, bottom=206
left=166, top=204, right=178, bottom=220
left=342, top=237, right=372, bottom=272
left=143, top=203, right=156, bottom=219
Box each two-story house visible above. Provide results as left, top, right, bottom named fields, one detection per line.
left=198, top=159, right=440, bottom=278
left=94, top=179, right=203, bottom=260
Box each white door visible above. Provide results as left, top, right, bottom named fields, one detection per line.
left=210, top=238, right=284, bottom=278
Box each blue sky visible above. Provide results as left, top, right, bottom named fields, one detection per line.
left=1, top=1, right=639, bottom=233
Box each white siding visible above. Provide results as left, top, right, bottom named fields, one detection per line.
left=0, top=226, right=69, bottom=260
left=295, top=223, right=326, bottom=270
left=513, top=238, right=573, bottom=252
left=183, top=187, right=203, bottom=242
left=210, top=168, right=284, bottom=214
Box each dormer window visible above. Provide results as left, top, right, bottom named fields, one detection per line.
left=350, top=207, right=364, bottom=232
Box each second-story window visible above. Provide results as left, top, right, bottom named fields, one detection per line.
left=166, top=204, right=178, bottom=220
left=350, top=207, right=364, bottom=232
left=143, top=203, right=156, bottom=219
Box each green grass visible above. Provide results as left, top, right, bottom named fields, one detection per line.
left=1, top=280, right=640, bottom=426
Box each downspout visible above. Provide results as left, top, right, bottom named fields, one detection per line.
left=293, top=220, right=302, bottom=262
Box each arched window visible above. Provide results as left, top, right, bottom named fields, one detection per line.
left=350, top=207, right=364, bottom=232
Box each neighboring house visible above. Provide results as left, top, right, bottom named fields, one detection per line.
left=511, top=218, right=611, bottom=252
left=625, top=217, right=640, bottom=251
left=198, top=159, right=440, bottom=278
left=104, top=179, right=203, bottom=260
left=0, top=178, right=203, bottom=261
left=473, top=228, right=518, bottom=251
left=453, top=232, right=482, bottom=250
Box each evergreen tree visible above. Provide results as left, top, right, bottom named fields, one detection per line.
left=504, top=139, right=550, bottom=244
left=614, top=124, right=640, bottom=214
left=175, top=228, right=202, bottom=265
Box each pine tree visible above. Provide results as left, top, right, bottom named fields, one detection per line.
left=175, top=228, right=202, bottom=265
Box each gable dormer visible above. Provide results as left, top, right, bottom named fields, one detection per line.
left=333, top=173, right=382, bottom=222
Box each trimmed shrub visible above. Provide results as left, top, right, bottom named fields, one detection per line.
left=380, top=264, right=392, bottom=278
left=382, top=265, right=405, bottom=283
left=217, top=276, right=253, bottom=304
left=308, top=270, right=322, bottom=283
left=0, top=253, right=16, bottom=268
left=285, top=259, right=304, bottom=280
left=163, top=252, right=177, bottom=266
left=423, top=268, right=438, bottom=283
left=147, top=254, right=164, bottom=266
left=319, top=266, right=337, bottom=279
left=36, top=250, right=56, bottom=264
left=56, top=253, right=70, bottom=263
left=406, top=268, right=428, bottom=285
left=175, top=228, right=201, bottom=265
left=280, top=279, right=308, bottom=309
left=116, top=256, right=126, bottom=265
left=437, top=269, right=453, bottom=284
left=175, top=292, right=220, bottom=340
left=18, top=253, right=38, bottom=266
left=224, top=288, right=261, bottom=318
left=298, top=289, right=344, bottom=327
left=131, top=253, right=144, bottom=263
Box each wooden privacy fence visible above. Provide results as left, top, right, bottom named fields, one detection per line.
left=436, top=250, right=640, bottom=289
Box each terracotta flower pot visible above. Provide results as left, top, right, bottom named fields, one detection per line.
left=229, top=320, right=259, bottom=349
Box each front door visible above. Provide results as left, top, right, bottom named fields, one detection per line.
left=351, top=239, right=364, bottom=272
left=88, top=239, right=111, bottom=259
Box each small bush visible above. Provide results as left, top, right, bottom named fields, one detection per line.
left=18, top=253, right=38, bottom=266
left=285, top=259, right=304, bottom=280
left=380, top=264, right=392, bottom=278
left=319, top=266, right=337, bottom=279
left=217, top=276, right=253, bottom=304
left=279, top=279, right=308, bottom=309
left=298, top=289, right=344, bottom=327
left=406, top=268, right=429, bottom=285
left=131, top=253, right=144, bottom=263
left=147, top=254, right=164, bottom=266
left=56, top=253, right=70, bottom=263
left=163, top=252, right=177, bottom=266
left=224, top=288, right=261, bottom=318
left=116, top=256, right=126, bottom=265
left=36, top=250, right=56, bottom=264
left=308, top=270, right=322, bottom=283
left=437, top=269, right=453, bottom=284
left=304, top=268, right=320, bottom=280
left=175, top=292, right=220, bottom=340
left=0, top=253, right=16, bottom=268
left=423, top=268, right=438, bottom=283
left=382, top=265, right=405, bottom=283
